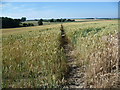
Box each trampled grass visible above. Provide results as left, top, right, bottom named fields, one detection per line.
left=2, top=20, right=119, bottom=88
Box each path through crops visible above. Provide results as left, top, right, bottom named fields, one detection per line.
left=60, top=25, right=85, bottom=88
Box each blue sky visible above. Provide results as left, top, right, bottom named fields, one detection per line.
left=0, top=2, right=118, bottom=19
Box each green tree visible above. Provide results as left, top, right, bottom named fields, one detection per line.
left=21, top=17, right=26, bottom=22
left=50, top=19, right=54, bottom=22
left=2, top=17, right=21, bottom=28
left=38, top=19, right=43, bottom=25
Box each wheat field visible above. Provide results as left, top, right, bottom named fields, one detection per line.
left=2, top=20, right=119, bottom=88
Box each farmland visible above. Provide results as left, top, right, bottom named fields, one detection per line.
left=2, top=20, right=119, bottom=88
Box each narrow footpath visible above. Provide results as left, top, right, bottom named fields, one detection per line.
left=60, top=25, right=85, bottom=88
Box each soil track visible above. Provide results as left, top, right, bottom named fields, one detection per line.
left=60, top=25, right=85, bottom=88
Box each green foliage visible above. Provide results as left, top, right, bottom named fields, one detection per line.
left=28, top=23, right=34, bottom=26
left=22, top=23, right=28, bottom=27
left=48, top=18, right=74, bottom=22
left=66, top=19, right=75, bottom=22
left=38, top=19, right=43, bottom=25
left=2, top=17, right=21, bottom=28
left=50, top=19, right=54, bottom=22
left=21, top=17, right=26, bottom=22
left=22, top=23, right=34, bottom=27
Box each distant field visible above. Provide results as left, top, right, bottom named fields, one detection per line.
left=75, top=19, right=96, bottom=21
left=2, top=20, right=119, bottom=88
left=2, top=20, right=110, bottom=35
left=22, top=21, right=39, bottom=26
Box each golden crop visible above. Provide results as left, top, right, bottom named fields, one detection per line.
left=2, top=20, right=119, bottom=88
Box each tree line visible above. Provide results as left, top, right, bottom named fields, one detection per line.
left=1, top=17, right=75, bottom=28
left=35, top=18, right=75, bottom=22
left=1, top=17, right=28, bottom=28
left=36, top=18, right=75, bottom=26
left=1, top=17, right=21, bottom=28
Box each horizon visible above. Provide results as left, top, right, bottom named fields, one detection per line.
left=0, top=2, right=118, bottom=19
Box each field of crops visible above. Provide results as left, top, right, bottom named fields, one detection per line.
left=2, top=20, right=119, bottom=88
left=64, top=20, right=118, bottom=88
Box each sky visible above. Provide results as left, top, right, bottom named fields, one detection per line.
left=1, top=0, right=120, bottom=2
left=0, top=2, right=118, bottom=19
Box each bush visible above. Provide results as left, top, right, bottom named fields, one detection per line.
left=22, top=23, right=34, bottom=27
left=28, top=23, right=34, bottom=26
left=38, top=19, right=43, bottom=25
left=67, top=19, right=75, bottom=22
left=23, top=23, right=28, bottom=27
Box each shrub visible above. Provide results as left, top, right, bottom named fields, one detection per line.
left=28, top=23, right=34, bottom=26
left=38, top=19, right=43, bottom=25
left=22, top=23, right=28, bottom=27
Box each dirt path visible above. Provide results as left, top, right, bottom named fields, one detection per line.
left=64, top=46, right=85, bottom=88
left=63, top=34, right=119, bottom=88
left=60, top=25, right=85, bottom=88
